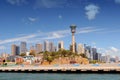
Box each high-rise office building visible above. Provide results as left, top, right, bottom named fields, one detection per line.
left=85, top=46, right=92, bottom=60
left=98, top=53, right=102, bottom=61
left=20, top=42, right=27, bottom=53
left=92, top=48, right=98, bottom=60
left=78, top=44, right=84, bottom=54
left=11, top=44, right=20, bottom=55
left=49, top=42, right=55, bottom=52
left=11, top=44, right=16, bottom=55
left=58, top=41, right=64, bottom=50
left=44, top=41, right=49, bottom=51
left=101, top=56, right=106, bottom=62
left=16, top=46, right=20, bottom=55
left=101, top=55, right=111, bottom=63
left=102, top=55, right=110, bottom=63
left=35, top=43, right=43, bottom=53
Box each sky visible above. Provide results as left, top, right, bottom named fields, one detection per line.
left=0, top=0, right=120, bottom=57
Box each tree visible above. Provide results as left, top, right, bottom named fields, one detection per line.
left=30, top=50, right=36, bottom=57
left=20, top=53, right=26, bottom=57
left=43, top=51, right=55, bottom=64
left=61, top=50, right=68, bottom=57
left=80, top=53, right=87, bottom=58
left=47, top=56, right=54, bottom=64
left=42, top=50, right=88, bottom=65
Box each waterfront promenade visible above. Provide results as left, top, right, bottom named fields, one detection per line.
left=0, top=63, right=120, bottom=73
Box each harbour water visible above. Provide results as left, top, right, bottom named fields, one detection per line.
left=0, top=73, right=119, bottom=80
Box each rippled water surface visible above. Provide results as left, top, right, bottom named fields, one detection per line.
left=0, top=73, right=119, bottom=80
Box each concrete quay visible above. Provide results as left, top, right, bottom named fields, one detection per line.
left=0, top=63, right=120, bottom=73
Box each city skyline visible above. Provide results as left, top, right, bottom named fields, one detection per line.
left=0, top=0, right=120, bottom=57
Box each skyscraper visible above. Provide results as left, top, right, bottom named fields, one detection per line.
left=85, top=46, right=92, bottom=60
left=11, top=44, right=20, bottom=55
left=78, top=44, right=84, bottom=54
left=98, top=53, right=102, bottom=61
left=35, top=43, right=43, bottom=53
left=49, top=42, right=55, bottom=52
left=11, top=44, right=16, bottom=55
left=20, top=42, right=27, bottom=53
left=44, top=41, right=49, bottom=51
left=92, top=48, right=98, bottom=60
left=16, top=46, right=20, bottom=55
left=58, top=41, right=64, bottom=50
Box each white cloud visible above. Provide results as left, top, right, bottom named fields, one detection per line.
left=0, top=27, right=102, bottom=45
left=28, top=17, right=38, bottom=22
left=115, top=0, right=120, bottom=4
left=0, top=34, right=36, bottom=44
left=46, top=27, right=102, bottom=40
left=98, top=47, right=120, bottom=57
left=98, top=48, right=104, bottom=51
left=103, top=47, right=120, bottom=57
left=92, top=42, right=96, bottom=45
left=58, top=15, right=62, bottom=19
left=42, top=33, right=65, bottom=40
left=85, top=4, right=99, bottom=20
left=6, top=0, right=27, bottom=5
left=34, top=0, right=68, bottom=8
left=22, top=17, right=38, bottom=24
left=97, top=29, right=120, bottom=34
left=17, top=34, right=27, bottom=36
left=77, top=27, right=102, bottom=33
left=110, top=47, right=119, bottom=52
left=91, top=42, right=96, bottom=46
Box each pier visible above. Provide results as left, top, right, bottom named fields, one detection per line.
left=0, top=63, right=120, bottom=73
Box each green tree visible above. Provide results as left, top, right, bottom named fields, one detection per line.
left=43, top=51, right=55, bottom=64
left=47, top=56, right=54, bottom=64
left=20, top=53, right=26, bottom=57
left=29, top=52, right=36, bottom=57
left=80, top=53, right=87, bottom=58
left=29, top=50, right=36, bottom=57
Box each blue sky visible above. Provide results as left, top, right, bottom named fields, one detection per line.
left=0, top=0, right=120, bottom=57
